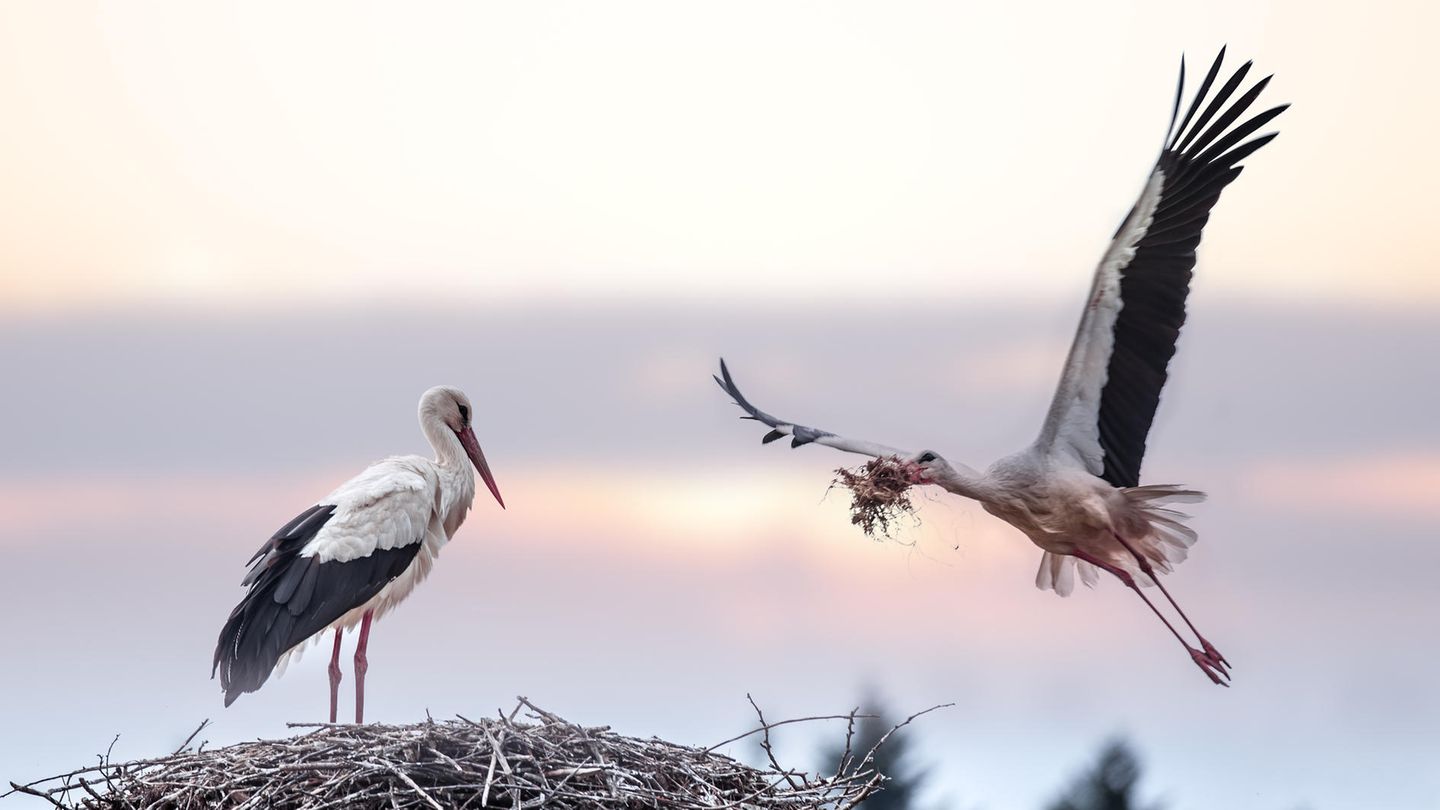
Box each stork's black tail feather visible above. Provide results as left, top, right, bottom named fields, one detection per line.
left=213, top=505, right=337, bottom=705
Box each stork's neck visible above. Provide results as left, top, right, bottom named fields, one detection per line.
left=422, top=416, right=468, bottom=468
left=419, top=412, right=477, bottom=540
left=931, top=461, right=1001, bottom=504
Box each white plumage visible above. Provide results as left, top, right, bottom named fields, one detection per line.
left=214, top=385, right=503, bottom=721
left=277, top=458, right=460, bottom=666
left=1040, top=169, right=1167, bottom=478
left=717, top=49, right=1286, bottom=686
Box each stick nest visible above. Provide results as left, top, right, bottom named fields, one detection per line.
left=832, top=457, right=917, bottom=539
left=9, top=697, right=906, bottom=810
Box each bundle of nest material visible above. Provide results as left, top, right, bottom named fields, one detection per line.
left=8, top=698, right=899, bottom=810
left=833, top=457, right=918, bottom=539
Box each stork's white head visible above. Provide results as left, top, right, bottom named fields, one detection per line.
left=904, top=449, right=953, bottom=486
left=419, top=386, right=505, bottom=509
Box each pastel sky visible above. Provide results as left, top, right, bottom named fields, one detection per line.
left=2, top=0, right=1438, bottom=311
left=2, top=3, right=1438, bottom=810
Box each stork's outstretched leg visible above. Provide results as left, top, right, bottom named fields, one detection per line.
left=1072, top=550, right=1230, bottom=686
left=354, top=611, right=374, bottom=724
left=1110, top=533, right=1229, bottom=670
left=327, top=628, right=343, bottom=723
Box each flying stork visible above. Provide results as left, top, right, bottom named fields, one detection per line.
left=213, top=386, right=505, bottom=721
left=715, top=49, right=1286, bottom=685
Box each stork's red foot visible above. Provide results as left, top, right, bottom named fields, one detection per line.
left=1191, top=647, right=1231, bottom=686
left=1199, top=638, right=1230, bottom=669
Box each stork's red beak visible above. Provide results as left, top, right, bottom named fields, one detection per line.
left=458, top=426, right=505, bottom=509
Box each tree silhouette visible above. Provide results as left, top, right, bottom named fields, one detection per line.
left=1047, top=739, right=1163, bottom=810
left=819, top=691, right=930, bottom=810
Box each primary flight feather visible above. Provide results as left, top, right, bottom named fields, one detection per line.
left=716, top=49, right=1287, bottom=685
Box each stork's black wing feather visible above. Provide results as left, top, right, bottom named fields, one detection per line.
left=1095, top=49, right=1287, bottom=487
left=714, top=358, right=836, bottom=448
left=212, top=504, right=421, bottom=707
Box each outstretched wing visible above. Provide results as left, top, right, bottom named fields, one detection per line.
left=1037, top=48, right=1287, bottom=487
left=714, top=358, right=909, bottom=458
left=212, top=460, right=439, bottom=706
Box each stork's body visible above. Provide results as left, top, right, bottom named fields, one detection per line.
left=716, top=49, right=1286, bottom=685
left=213, top=386, right=504, bottom=721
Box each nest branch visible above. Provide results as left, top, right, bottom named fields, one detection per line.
left=5, top=696, right=947, bottom=809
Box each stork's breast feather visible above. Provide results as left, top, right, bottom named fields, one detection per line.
left=302, top=460, right=439, bottom=563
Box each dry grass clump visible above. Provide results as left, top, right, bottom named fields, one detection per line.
left=832, top=457, right=918, bottom=539
left=7, top=697, right=939, bottom=810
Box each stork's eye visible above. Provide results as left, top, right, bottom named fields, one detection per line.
left=458, top=404, right=470, bottom=422
left=917, top=451, right=937, bottom=463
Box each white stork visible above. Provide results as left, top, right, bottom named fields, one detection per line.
left=213, top=386, right=505, bottom=722
left=715, top=49, right=1286, bottom=685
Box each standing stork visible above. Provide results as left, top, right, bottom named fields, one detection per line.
left=213, top=386, right=505, bottom=721
left=715, top=49, right=1286, bottom=685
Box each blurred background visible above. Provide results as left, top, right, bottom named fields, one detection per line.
left=2, top=2, right=1437, bottom=808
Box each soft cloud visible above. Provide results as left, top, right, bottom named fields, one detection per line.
left=1242, top=452, right=1440, bottom=518
left=3, top=303, right=1439, bottom=810
left=941, top=338, right=1065, bottom=396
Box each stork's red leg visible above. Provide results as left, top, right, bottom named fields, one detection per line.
left=1110, top=533, right=1229, bottom=669
left=354, top=611, right=374, bottom=724
left=1072, top=550, right=1229, bottom=686
left=327, top=629, right=343, bottom=723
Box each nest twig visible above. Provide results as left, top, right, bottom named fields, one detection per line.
left=832, top=457, right=918, bottom=539
left=5, top=696, right=946, bottom=809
